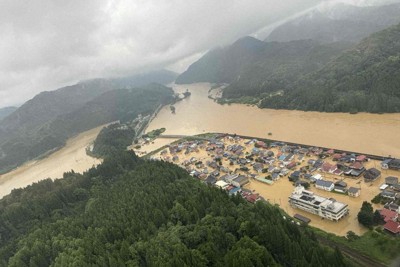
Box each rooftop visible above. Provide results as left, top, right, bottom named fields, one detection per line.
left=290, top=186, right=347, bottom=213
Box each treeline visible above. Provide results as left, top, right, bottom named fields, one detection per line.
left=91, top=123, right=136, bottom=158
left=177, top=23, right=400, bottom=113
left=0, top=150, right=350, bottom=266
left=260, top=23, right=400, bottom=113
left=0, top=84, right=174, bottom=173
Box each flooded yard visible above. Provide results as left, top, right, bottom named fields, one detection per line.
left=149, top=135, right=399, bottom=236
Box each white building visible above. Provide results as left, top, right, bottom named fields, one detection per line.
left=315, top=180, right=334, bottom=192
left=289, top=186, right=349, bottom=221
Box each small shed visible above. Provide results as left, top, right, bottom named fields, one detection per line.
left=294, top=214, right=311, bottom=224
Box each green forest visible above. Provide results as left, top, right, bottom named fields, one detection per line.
left=0, top=84, right=174, bottom=173
left=176, top=23, right=400, bottom=113
left=0, top=145, right=350, bottom=266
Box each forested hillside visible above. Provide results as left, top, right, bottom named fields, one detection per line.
left=0, top=107, right=17, bottom=121
left=177, top=20, right=400, bottom=113
left=175, top=37, right=265, bottom=84
left=266, top=2, right=400, bottom=44
left=0, top=84, right=174, bottom=173
left=0, top=148, right=349, bottom=266
left=222, top=40, right=349, bottom=99
left=261, top=22, right=400, bottom=113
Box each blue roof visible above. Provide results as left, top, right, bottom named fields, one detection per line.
left=229, top=187, right=241, bottom=194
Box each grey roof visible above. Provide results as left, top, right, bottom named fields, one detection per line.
left=348, top=187, right=359, bottom=194
left=385, top=176, right=399, bottom=184
left=233, top=175, right=248, bottom=183
left=316, top=180, right=333, bottom=188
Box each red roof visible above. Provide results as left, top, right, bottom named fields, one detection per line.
left=333, top=154, right=342, bottom=159
left=350, top=162, right=364, bottom=170
left=321, top=162, right=333, bottom=172
left=380, top=208, right=398, bottom=222
left=327, top=149, right=334, bottom=154
left=384, top=220, right=400, bottom=234
left=246, top=194, right=259, bottom=203
left=356, top=155, right=367, bottom=161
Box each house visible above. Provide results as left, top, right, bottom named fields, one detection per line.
left=315, top=180, right=334, bottom=191
left=383, top=220, right=400, bottom=235
left=382, top=158, right=400, bottom=170
left=295, top=180, right=309, bottom=188
left=311, top=173, right=322, bottom=182
left=231, top=175, right=249, bottom=188
left=348, top=187, right=360, bottom=197
left=321, top=162, right=337, bottom=173
left=289, top=186, right=349, bottom=221
left=335, top=181, right=347, bottom=188
left=294, top=214, right=311, bottom=224
left=356, top=155, right=367, bottom=162
left=215, top=180, right=228, bottom=189
left=253, top=163, right=264, bottom=173
left=381, top=190, right=396, bottom=200
left=286, top=161, right=297, bottom=170
left=385, top=176, right=399, bottom=186
left=229, top=187, right=241, bottom=195
left=392, top=184, right=400, bottom=192
left=246, top=193, right=260, bottom=203
left=364, top=168, right=381, bottom=182
left=283, top=153, right=294, bottom=163
left=384, top=202, right=400, bottom=212
left=205, top=175, right=217, bottom=185
left=388, top=159, right=400, bottom=170
left=271, top=172, right=280, bottom=181
left=289, top=171, right=301, bottom=182
left=379, top=208, right=398, bottom=223
left=332, top=153, right=342, bottom=161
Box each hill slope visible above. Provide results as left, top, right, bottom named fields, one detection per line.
left=0, top=84, right=174, bottom=173
left=266, top=3, right=400, bottom=44
left=0, top=107, right=17, bottom=121
left=222, top=40, right=350, bottom=99
left=261, top=23, right=400, bottom=113
left=175, top=37, right=265, bottom=84
left=0, top=150, right=350, bottom=266
left=0, top=70, right=176, bottom=172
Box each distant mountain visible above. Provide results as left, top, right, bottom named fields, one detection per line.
left=261, top=23, right=400, bottom=113
left=265, top=3, right=400, bottom=44
left=0, top=70, right=177, bottom=173
left=0, top=70, right=176, bottom=140
left=176, top=37, right=350, bottom=98
left=0, top=107, right=17, bottom=121
left=222, top=40, right=350, bottom=99
left=176, top=37, right=265, bottom=84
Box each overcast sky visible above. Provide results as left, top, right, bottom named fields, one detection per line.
left=0, top=0, right=397, bottom=107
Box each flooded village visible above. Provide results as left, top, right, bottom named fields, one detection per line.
left=142, top=133, right=400, bottom=236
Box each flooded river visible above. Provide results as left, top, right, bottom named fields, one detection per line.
left=0, top=126, right=103, bottom=198
left=147, top=83, right=400, bottom=157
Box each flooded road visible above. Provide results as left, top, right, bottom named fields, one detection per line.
left=0, top=126, right=103, bottom=198
left=147, top=83, right=400, bottom=157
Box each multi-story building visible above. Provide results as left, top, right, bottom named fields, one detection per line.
left=289, top=186, right=349, bottom=221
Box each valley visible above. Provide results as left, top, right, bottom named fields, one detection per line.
left=146, top=83, right=400, bottom=158
left=0, top=125, right=103, bottom=198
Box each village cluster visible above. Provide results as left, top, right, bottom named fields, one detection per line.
left=153, top=134, right=400, bottom=235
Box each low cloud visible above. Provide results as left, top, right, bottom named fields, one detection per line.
left=2, top=0, right=380, bottom=107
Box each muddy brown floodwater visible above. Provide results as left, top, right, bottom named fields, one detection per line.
left=147, top=83, right=400, bottom=158
left=0, top=126, right=104, bottom=198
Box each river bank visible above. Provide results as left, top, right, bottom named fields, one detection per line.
left=0, top=125, right=104, bottom=198
left=146, top=83, right=400, bottom=158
